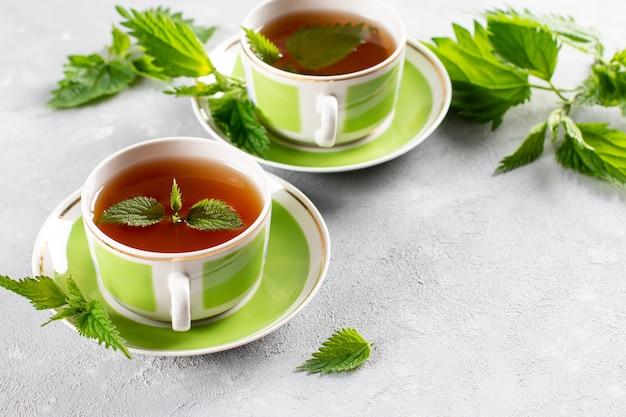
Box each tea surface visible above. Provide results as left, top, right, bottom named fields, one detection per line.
left=93, top=157, right=263, bottom=253
left=260, top=10, right=395, bottom=75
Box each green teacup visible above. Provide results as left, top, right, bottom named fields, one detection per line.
left=240, top=0, right=407, bottom=147
left=80, top=137, right=272, bottom=331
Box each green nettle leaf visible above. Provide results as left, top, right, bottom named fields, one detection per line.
left=209, top=91, right=270, bottom=158
left=576, top=49, right=626, bottom=115
left=0, top=276, right=131, bottom=358
left=170, top=179, right=183, bottom=213
left=243, top=27, right=281, bottom=65
left=130, top=55, right=171, bottom=81
left=286, top=23, right=370, bottom=70
left=97, top=196, right=165, bottom=227
left=496, top=121, right=547, bottom=173
left=494, top=8, right=603, bottom=56
left=165, top=82, right=224, bottom=97
left=116, top=6, right=214, bottom=78
left=73, top=299, right=131, bottom=359
left=185, top=199, right=243, bottom=231
left=297, top=328, right=373, bottom=374
left=109, top=26, right=132, bottom=57
left=556, top=123, right=626, bottom=184
left=426, top=22, right=531, bottom=128
left=486, top=11, right=560, bottom=81
left=0, top=275, right=68, bottom=310
left=48, top=54, right=137, bottom=109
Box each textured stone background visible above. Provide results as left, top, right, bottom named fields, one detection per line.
left=1, top=0, right=625, bottom=415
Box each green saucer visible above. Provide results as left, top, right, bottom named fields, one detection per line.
left=32, top=173, right=330, bottom=356
left=192, top=37, right=451, bottom=172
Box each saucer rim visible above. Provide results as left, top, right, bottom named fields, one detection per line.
left=31, top=172, right=331, bottom=356
left=191, top=36, right=452, bottom=173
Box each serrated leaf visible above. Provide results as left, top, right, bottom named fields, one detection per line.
left=109, top=26, right=132, bottom=57
left=425, top=21, right=530, bottom=129
left=48, top=54, right=137, bottom=109
left=164, top=83, right=218, bottom=97
left=286, top=23, right=369, bottom=70
left=165, top=81, right=224, bottom=97
left=170, top=179, right=182, bottom=213
left=486, top=10, right=560, bottom=81
left=0, top=275, right=68, bottom=310
left=97, top=196, right=164, bottom=227
left=243, top=27, right=280, bottom=65
left=208, top=91, right=270, bottom=158
left=557, top=123, right=626, bottom=184
left=116, top=6, right=214, bottom=78
left=493, top=8, right=603, bottom=56
left=297, top=328, right=373, bottom=374
left=74, top=300, right=131, bottom=359
left=575, top=49, right=626, bottom=115
left=185, top=199, right=243, bottom=231
left=496, top=121, right=547, bottom=173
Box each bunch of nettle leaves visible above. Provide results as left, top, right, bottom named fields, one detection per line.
left=426, top=10, right=626, bottom=182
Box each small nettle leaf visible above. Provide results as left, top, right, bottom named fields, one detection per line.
left=48, top=54, right=137, bottom=109
left=209, top=91, right=270, bottom=158
left=74, top=299, right=132, bottom=359
left=97, top=196, right=164, bottom=227
left=496, top=121, right=547, bottom=174
left=297, top=328, right=373, bottom=374
left=164, top=81, right=224, bottom=97
left=170, top=179, right=183, bottom=213
left=286, top=23, right=371, bottom=70
left=185, top=199, right=243, bottom=231
left=576, top=49, right=626, bottom=115
left=558, top=123, right=626, bottom=184
left=0, top=275, right=68, bottom=310
left=109, top=26, right=132, bottom=57
left=243, top=27, right=281, bottom=65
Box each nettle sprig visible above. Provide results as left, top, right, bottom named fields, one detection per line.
left=0, top=275, right=131, bottom=358
left=426, top=9, right=626, bottom=184
left=97, top=179, right=243, bottom=231
left=48, top=6, right=270, bottom=158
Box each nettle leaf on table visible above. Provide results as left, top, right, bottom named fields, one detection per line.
left=427, top=8, right=626, bottom=186
left=297, top=328, right=373, bottom=374
left=425, top=21, right=531, bottom=129
left=576, top=49, right=626, bottom=115
left=486, top=10, right=560, bottom=81
left=491, top=8, right=603, bottom=57
left=116, top=6, right=214, bottom=78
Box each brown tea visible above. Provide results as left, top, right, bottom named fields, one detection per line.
left=260, top=10, right=395, bottom=76
left=93, top=157, right=264, bottom=253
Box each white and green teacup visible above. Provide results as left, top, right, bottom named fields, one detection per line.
left=80, top=137, right=272, bottom=332
left=240, top=0, right=406, bottom=148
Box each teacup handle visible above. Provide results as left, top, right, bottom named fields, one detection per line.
left=315, top=94, right=338, bottom=147
left=168, top=272, right=191, bottom=332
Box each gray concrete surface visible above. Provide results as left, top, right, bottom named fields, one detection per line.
left=1, top=0, right=625, bottom=415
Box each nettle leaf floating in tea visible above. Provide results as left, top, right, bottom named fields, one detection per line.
left=97, top=196, right=165, bottom=227
left=243, top=27, right=281, bottom=65
left=286, top=23, right=372, bottom=70
left=96, top=179, right=243, bottom=231
left=186, top=199, right=244, bottom=231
